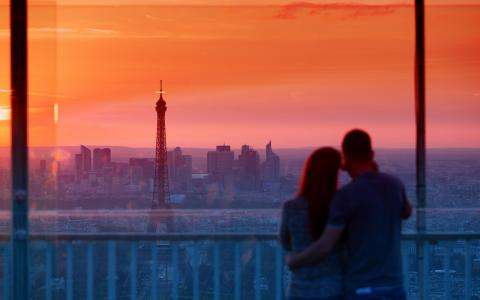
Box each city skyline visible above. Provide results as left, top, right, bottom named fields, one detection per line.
left=16, top=140, right=287, bottom=210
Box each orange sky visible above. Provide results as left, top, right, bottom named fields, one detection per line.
left=0, top=2, right=479, bottom=148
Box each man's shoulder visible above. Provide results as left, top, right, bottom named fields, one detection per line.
left=337, top=172, right=405, bottom=195
left=336, top=179, right=360, bottom=195
left=353, top=172, right=404, bottom=187
left=375, top=172, right=405, bottom=188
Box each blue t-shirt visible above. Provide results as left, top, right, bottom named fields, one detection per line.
left=328, top=171, right=408, bottom=293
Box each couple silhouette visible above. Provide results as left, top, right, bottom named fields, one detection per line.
left=280, top=129, right=412, bottom=300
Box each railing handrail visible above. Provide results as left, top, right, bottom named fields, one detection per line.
left=0, top=232, right=479, bottom=242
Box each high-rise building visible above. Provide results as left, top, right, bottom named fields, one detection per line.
left=80, top=145, right=92, bottom=172
left=93, top=148, right=112, bottom=171
left=152, top=81, right=170, bottom=208
left=93, top=148, right=102, bottom=171
left=207, top=145, right=234, bottom=184
left=129, top=158, right=155, bottom=182
left=262, top=141, right=280, bottom=181
left=74, top=146, right=92, bottom=180
left=75, top=154, right=83, bottom=179
left=167, top=147, right=192, bottom=193
left=237, top=145, right=260, bottom=191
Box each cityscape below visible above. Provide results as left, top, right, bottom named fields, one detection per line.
left=0, top=146, right=479, bottom=299
left=0, top=146, right=479, bottom=235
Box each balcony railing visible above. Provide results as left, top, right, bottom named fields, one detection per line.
left=0, top=232, right=479, bottom=299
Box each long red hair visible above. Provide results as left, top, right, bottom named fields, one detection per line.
left=298, top=147, right=341, bottom=240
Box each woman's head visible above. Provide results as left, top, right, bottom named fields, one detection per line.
left=298, top=147, right=341, bottom=239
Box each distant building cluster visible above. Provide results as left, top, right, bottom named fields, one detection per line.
left=207, top=142, right=280, bottom=192
left=75, top=146, right=112, bottom=179
left=2, top=145, right=479, bottom=212
left=37, top=142, right=289, bottom=209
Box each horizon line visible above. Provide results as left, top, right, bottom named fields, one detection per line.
left=2, top=145, right=479, bottom=150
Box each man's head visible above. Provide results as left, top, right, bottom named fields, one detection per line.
left=341, top=129, right=375, bottom=177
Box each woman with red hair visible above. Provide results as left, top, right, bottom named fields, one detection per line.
left=279, top=147, right=344, bottom=300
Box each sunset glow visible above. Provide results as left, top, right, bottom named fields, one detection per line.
left=1, top=1, right=479, bottom=148
left=0, top=106, right=10, bottom=121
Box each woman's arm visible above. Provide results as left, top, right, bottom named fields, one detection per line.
left=400, top=183, right=412, bottom=220
left=286, top=225, right=343, bottom=269
left=279, top=205, right=292, bottom=251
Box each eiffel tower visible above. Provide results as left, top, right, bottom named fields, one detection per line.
left=149, top=81, right=172, bottom=233
left=152, top=80, right=170, bottom=209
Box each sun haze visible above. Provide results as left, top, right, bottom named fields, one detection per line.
left=0, top=1, right=479, bottom=148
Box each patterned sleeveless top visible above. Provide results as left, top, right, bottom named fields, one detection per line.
left=279, top=197, right=345, bottom=299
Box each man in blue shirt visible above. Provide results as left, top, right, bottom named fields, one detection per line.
left=287, top=129, right=412, bottom=299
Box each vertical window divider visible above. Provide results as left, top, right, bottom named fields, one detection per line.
left=10, top=0, right=29, bottom=299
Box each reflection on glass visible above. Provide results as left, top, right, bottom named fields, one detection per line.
left=1, top=0, right=480, bottom=299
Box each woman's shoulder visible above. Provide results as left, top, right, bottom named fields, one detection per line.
left=282, top=197, right=308, bottom=211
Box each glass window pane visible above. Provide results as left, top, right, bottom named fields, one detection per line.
left=422, top=2, right=480, bottom=299
left=20, top=1, right=480, bottom=299
left=0, top=0, right=11, bottom=295
left=0, top=1, right=10, bottom=211
left=425, top=1, right=480, bottom=231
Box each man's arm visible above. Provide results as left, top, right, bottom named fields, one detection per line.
left=401, top=198, right=412, bottom=220
left=400, top=185, right=412, bottom=220
left=279, top=204, right=292, bottom=251
left=286, top=225, right=343, bottom=270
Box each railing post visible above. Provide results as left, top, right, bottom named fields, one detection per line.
left=234, top=243, right=241, bottom=300
left=422, top=242, right=430, bottom=298
left=213, top=243, right=220, bottom=300
left=465, top=241, right=472, bottom=299
left=151, top=242, right=158, bottom=300
left=193, top=244, right=200, bottom=300
left=414, top=0, right=427, bottom=299
left=443, top=242, right=452, bottom=299
left=254, top=243, right=261, bottom=300
left=130, top=242, right=137, bottom=300
left=45, top=243, right=53, bottom=300
left=86, top=243, right=94, bottom=300
left=275, top=246, right=283, bottom=300
left=66, top=243, right=74, bottom=300
left=10, top=0, right=29, bottom=299
left=402, top=243, right=412, bottom=298
left=108, top=241, right=117, bottom=300
left=3, top=246, right=11, bottom=300
left=171, top=244, right=179, bottom=300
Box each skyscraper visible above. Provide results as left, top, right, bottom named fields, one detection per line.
left=80, top=145, right=92, bottom=172
left=237, top=145, right=260, bottom=191
left=152, top=81, right=170, bottom=208
left=93, top=148, right=112, bottom=171
left=129, top=158, right=155, bottom=181
left=207, top=145, right=235, bottom=182
left=74, top=146, right=92, bottom=180
left=167, top=147, right=192, bottom=193
left=262, top=141, right=280, bottom=181
left=74, top=154, right=83, bottom=179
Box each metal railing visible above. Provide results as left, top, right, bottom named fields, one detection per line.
left=0, top=232, right=479, bottom=299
